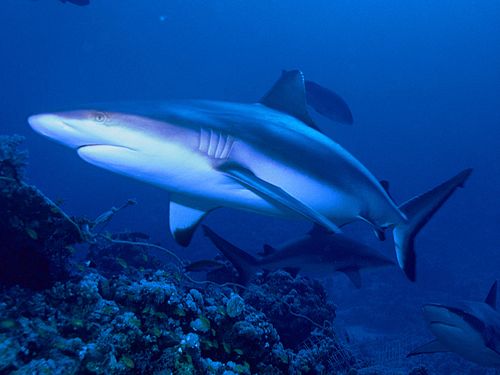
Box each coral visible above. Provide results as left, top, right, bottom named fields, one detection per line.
left=0, top=135, right=83, bottom=289
left=226, top=294, right=245, bottom=318
left=243, top=270, right=336, bottom=349
left=0, top=263, right=357, bottom=374
left=0, top=134, right=27, bottom=181
left=0, top=268, right=291, bottom=374
left=87, top=231, right=163, bottom=280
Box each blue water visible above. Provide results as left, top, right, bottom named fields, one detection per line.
left=2, top=0, right=500, bottom=372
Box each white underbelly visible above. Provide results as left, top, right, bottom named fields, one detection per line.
left=80, top=141, right=361, bottom=223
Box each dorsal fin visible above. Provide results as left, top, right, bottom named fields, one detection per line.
left=259, top=243, right=276, bottom=257
left=283, top=267, right=301, bottom=278
left=260, top=70, right=317, bottom=129
left=485, top=280, right=497, bottom=309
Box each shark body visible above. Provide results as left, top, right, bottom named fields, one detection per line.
left=409, top=281, right=500, bottom=367
left=28, top=70, right=471, bottom=279
left=202, top=224, right=395, bottom=288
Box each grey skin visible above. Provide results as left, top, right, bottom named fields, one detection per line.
left=408, top=281, right=500, bottom=367
left=202, top=224, right=394, bottom=287
left=28, top=70, right=471, bottom=280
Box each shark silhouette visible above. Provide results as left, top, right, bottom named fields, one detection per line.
left=202, top=224, right=395, bottom=287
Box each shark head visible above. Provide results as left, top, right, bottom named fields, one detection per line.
left=422, top=302, right=500, bottom=366
left=28, top=110, right=203, bottom=189
left=28, top=109, right=182, bottom=149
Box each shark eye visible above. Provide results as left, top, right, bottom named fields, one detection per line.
left=94, top=112, right=109, bottom=123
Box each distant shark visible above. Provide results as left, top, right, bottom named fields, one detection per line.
left=408, top=281, right=500, bottom=367
left=202, top=224, right=395, bottom=288
left=28, top=70, right=470, bottom=280
left=60, top=0, right=90, bottom=6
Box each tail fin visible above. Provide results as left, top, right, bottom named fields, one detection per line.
left=393, top=168, right=473, bottom=281
left=202, top=225, right=259, bottom=284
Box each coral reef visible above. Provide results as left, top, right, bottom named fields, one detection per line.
left=86, top=231, right=164, bottom=279
left=0, top=134, right=27, bottom=181
left=0, top=269, right=288, bottom=374
left=0, top=135, right=83, bottom=289
left=243, top=270, right=336, bottom=349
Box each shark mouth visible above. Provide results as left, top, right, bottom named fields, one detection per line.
left=77, top=144, right=136, bottom=152
left=76, top=144, right=139, bottom=166
left=429, top=321, right=458, bottom=328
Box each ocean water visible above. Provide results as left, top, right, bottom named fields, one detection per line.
left=1, top=1, right=500, bottom=374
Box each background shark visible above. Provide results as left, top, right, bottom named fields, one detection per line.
left=408, top=281, right=500, bottom=367
left=202, top=224, right=394, bottom=288
left=28, top=70, right=470, bottom=280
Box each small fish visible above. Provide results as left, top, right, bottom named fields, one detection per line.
left=184, top=259, right=226, bottom=273
left=305, top=79, right=353, bottom=125
left=59, top=0, right=90, bottom=6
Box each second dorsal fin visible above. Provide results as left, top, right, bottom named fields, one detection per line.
left=260, top=70, right=317, bottom=129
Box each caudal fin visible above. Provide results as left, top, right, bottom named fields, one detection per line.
left=393, top=168, right=473, bottom=281
left=201, top=225, right=259, bottom=284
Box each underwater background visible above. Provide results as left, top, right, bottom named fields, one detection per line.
left=1, top=0, right=500, bottom=374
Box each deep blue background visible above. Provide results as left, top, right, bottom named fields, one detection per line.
left=1, top=0, right=500, bottom=370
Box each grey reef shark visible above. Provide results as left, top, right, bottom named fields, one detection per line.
left=408, top=281, right=500, bottom=367
left=200, top=159, right=472, bottom=288
left=29, top=69, right=471, bottom=280
left=201, top=224, right=395, bottom=288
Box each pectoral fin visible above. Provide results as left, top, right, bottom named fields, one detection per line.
left=217, top=163, right=341, bottom=233
left=169, top=199, right=214, bottom=247
left=407, top=339, right=448, bottom=357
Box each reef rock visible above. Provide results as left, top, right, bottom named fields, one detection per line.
left=0, top=135, right=83, bottom=289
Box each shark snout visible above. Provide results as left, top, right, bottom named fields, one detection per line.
left=422, top=303, right=464, bottom=327
left=29, top=112, right=109, bottom=149
left=29, top=113, right=82, bottom=148
left=29, top=113, right=67, bottom=136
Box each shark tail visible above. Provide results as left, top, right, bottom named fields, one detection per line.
left=393, top=168, right=473, bottom=281
left=202, top=225, right=259, bottom=284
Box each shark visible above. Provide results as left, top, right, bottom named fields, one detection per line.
left=408, top=281, right=500, bottom=367
left=60, top=0, right=90, bottom=6
left=202, top=224, right=395, bottom=288
left=28, top=70, right=471, bottom=280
